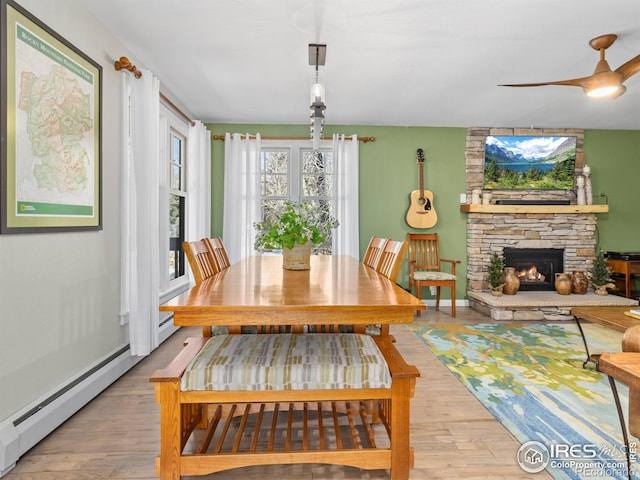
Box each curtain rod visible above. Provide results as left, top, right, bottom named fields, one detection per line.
left=114, top=56, right=196, bottom=127
left=160, top=92, right=196, bottom=127
left=212, top=134, right=375, bottom=143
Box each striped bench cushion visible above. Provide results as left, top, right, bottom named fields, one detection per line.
left=181, top=333, right=391, bottom=391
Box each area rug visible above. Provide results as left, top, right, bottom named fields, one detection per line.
left=408, top=322, right=638, bottom=480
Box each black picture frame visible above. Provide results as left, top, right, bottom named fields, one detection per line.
left=1, top=0, right=102, bottom=233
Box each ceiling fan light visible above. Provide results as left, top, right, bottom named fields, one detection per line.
left=584, top=70, right=623, bottom=97
left=586, top=85, right=620, bottom=97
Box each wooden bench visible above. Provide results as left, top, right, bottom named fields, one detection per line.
left=150, top=326, right=420, bottom=480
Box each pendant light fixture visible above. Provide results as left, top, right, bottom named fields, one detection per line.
left=309, top=44, right=327, bottom=150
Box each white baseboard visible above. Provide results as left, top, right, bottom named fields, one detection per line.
left=421, top=299, right=469, bottom=308
left=0, top=321, right=179, bottom=477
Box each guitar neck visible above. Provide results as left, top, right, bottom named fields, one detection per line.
left=419, top=161, right=425, bottom=199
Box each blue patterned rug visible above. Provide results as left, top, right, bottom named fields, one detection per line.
left=409, top=322, right=638, bottom=480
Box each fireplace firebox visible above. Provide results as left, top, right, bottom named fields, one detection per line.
left=503, top=248, right=564, bottom=291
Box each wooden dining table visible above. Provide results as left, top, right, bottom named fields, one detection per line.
left=160, top=255, right=425, bottom=328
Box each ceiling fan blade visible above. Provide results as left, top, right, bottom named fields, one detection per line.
left=615, top=55, right=640, bottom=81
left=500, top=34, right=638, bottom=96
left=500, top=76, right=590, bottom=88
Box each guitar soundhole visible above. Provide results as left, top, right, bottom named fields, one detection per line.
left=416, top=197, right=432, bottom=214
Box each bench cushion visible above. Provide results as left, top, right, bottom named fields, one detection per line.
left=181, top=333, right=391, bottom=391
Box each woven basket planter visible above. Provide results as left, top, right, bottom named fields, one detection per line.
left=282, top=241, right=312, bottom=270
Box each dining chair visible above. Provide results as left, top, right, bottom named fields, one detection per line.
left=376, top=239, right=409, bottom=284
left=183, top=239, right=220, bottom=285
left=204, top=237, right=231, bottom=271
left=365, top=239, right=409, bottom=337
left=362, top=236, right=389, bottom=270
left=406, top=232, right=460, bottom=317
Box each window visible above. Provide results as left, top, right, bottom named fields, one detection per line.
left=259, top=141, right=334, bottom=254
left=169, top=131, right=186, bottom=281
left=159, top=105, right=190, bottom=294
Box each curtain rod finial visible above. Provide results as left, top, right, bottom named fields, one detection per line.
left=114, top=56, right=142, bottom=78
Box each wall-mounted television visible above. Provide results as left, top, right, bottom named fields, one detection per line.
left=483, top=135, right=576, bottom=190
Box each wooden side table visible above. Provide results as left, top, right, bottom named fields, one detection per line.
left=598, top=352, right=640, bottom=480
left=607, top=257, right=640, bottom=299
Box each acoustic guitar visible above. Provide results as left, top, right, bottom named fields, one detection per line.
left=406, top=148, right=438, bottom=228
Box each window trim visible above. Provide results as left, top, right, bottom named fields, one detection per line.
left=159, top=105, right=190, bottom=299
left=260, top=140, right=332, bottom=203
left=259, top=139, right=335, bottom=254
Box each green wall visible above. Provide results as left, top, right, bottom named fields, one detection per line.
left=207, top=124, right=640, bottom=301
left=583, top=130, right=640, bottom=252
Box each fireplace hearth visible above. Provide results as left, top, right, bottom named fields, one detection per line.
left=504, top=248, right=563, bottom=291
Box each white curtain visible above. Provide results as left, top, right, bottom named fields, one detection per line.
left=187, top=121, right=212, bottom=241
left=332, top=134, right=360, bottom=258
left=222, top=133, right=261, bottom=263
left=119, top=69, right=160, bottom=356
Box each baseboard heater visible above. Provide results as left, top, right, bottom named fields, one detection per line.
left=0, top=346, right=142, bottom=478
left=12, top=345, right=130, bottom=427
left=495, top=199, right=571, bottom=205
left=0, top=321, right=179, bottom=477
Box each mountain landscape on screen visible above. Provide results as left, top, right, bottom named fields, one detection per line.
left=483, top=136, right=576, bottom=190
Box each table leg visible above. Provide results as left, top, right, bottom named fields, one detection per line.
left=574, top=316, right=596, bottom=368
left=604, top=375, right=632, bottom=480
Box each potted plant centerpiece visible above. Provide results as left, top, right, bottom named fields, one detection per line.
left=588, top=249, right=615, bottom=295
left=254, top=201, right=339, bottom=270
left=488, top=252, right=505, bottom=296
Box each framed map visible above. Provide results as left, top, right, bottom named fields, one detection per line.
left=1, top=0, right=101, bottom=233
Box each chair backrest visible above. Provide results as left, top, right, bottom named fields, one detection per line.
left=204, top=237, right=231, bottom=270
left=363, top=236, right=389, bottom=269
left=376, top=240, right=409, bottom=283
left=407, top=233, right=441, bottom=271
left=184, top=240, right=220, bottom=285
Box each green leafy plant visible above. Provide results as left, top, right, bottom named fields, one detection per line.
left=488, top=252, right=505, bottom=289
left=588, top=249, right=612, bottom=287
left=254, top=201, right=339, bottom=251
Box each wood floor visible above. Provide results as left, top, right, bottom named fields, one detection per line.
left=5, top=307, right=554, bottom=479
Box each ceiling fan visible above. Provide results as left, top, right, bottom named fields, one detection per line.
left=500, top=34, right=640, bottom=98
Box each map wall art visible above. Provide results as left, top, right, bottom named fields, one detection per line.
left=1, top=0, right=102, bottom=233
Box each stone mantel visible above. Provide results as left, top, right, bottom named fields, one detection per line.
left=460, top=204, right=609, bottom=214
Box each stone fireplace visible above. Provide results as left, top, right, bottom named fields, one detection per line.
left=459, top=127, right=634, bottom=320
left=463, top=127, right=594, bottom=291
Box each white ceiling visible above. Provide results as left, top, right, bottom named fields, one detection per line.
left=81, top=0, right=640, bottom=130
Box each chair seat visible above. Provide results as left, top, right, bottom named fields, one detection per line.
left=181, top=333, right=392, bottom=391
left=413, top=271, right=456, bottom=282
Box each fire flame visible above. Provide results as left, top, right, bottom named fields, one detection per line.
left=516, top=265, right=546, bottom=282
